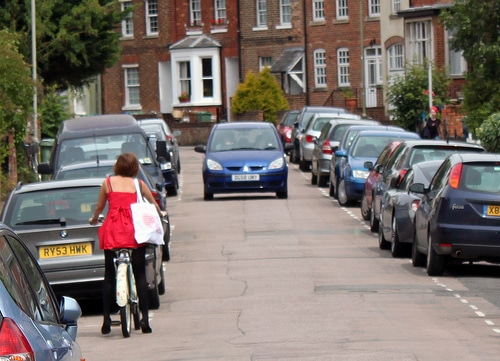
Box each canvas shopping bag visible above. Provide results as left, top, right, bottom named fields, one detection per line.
left=130, top=178, right=164, bottom=245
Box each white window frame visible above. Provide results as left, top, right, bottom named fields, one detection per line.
left=214, top=0, right=227, bottom=24
left=313, top=0, right=325, bottom=21
left=369, top=0, right=380, bottom=17
left=259, top=56, right=273, bottom=71
left=123, top=65, right=141, bottom=110
left=145, top=0, right=158, bottom=36
left=314, top=49, right=327, bottom=88
left=365, top=47, right=383, bottom=87
left=446, top=28, right=467, bottom=77
left=190, top=0, right=202, bottom=26
left=256, top=0, right=267, bottom=27
left=337, top=48, right=350, bottom=86
left=280, top=0, right=291, bottom=26
left=120, top=1, right=133, bottom=38
left=336, top=0, right=348, bottom=20
left=392, top=0, right=401, bottom=14
left=387, top=44, right=404, bottom=72
left=406, top=20, right=432, bottom=64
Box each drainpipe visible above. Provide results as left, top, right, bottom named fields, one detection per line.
left=303, top=0, right=309, bottom=105
left=237, top=0, right=242, bottom=82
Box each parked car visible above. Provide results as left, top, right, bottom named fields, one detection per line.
left=329, top=125, right=406, bottom=199
left=137, top=117, right=182, bottom=195
left=53, top=160, right=171, bottom=261
left=311, top=119, right=379, bottom=187
left=361, top=140, right=406, bottom=221
left=378, top=160, right=443, bottom=257
left=411, top=153, right=500, bottom=276
left=194, top=122, right=293, bottom=200
left=0, top=179, right=165, bottom=308
left=37, top=114, right=171, bottom=197
left=299, top=113, right=362, bottom=172
left=0, top=224, right=83, bottom=360
left=336, top=130, right=420, bottom=206
left=290, top=106, right=347, bottom=164
left=277, top=110, right=299, bottom=152
left=368, top=139, right=485, bottom=233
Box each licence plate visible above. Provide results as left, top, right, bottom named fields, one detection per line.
left=486, top=205, right=500, bottom=217
left=231, top=174, right=260, bottom=181
left=39, top=242, right=92, bottom=259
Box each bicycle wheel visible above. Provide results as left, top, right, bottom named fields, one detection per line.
left=132, top=302, right=141, bottom=330
left=120, top=304, right=131, bottom=338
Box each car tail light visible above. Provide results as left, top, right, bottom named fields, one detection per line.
left=0, top=318, right=34, bottom=360
left=411, top=199, right=420, bottom=213
left=167, top=135, right=173, bottom=142
left=285, top=130, right=292, bottom=142
left=322, top=140, right=332, bottom=155
left=449, top=163, right=463, bottom=189
left=150, top=190, right=163, bottom=209
left=305, top=134, right=314, bottom=143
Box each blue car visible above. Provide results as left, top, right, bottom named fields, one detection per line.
left=0, top=224, right=83, bottom=360
left=411, top=153, right=500, bottom=276
left=336, top=129, right=420, bottom=206
left=195, top=122, right=293, bottom=200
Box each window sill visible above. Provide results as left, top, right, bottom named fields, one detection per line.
left=122, top=105, right=142, bottom=112
left=120, top=35, right=134, bottom=41
left=275, top=24, right=292, bottom=30
left=252, top=26, right=268, bottom=31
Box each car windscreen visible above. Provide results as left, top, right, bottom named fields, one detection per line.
left=209, top=128, right=279, bottom=151
left=55, top=166, right=113, bottom=180
left=351, top=136, right=402, bottom=158
left=56, top=133, right=155, bottom=169
left=407, top=146, right=485, bottom=167
left=6, top=186, right=107, bottom=228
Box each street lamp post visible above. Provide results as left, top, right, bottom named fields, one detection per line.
left=31, top=0, right=38, bottom=143
left=360, top=0, right=366, bottom=117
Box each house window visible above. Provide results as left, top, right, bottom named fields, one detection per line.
left=190, top=0, right=202, bottom=26
left=406, top=21, right=432, bottom=64
left=215, top=0, right=226, bottom=24
left=447, top=28, right=466, bottom=77
left=259, top=56, right=273, bottom=71
left=392, top=0, right=401, bottom=13
left=369, top=0, right=380, bottom=17
left=314, top=49, right=327, bottom=87
left=124, top=66, right=140, bottom=108
left=336, top=0, right=348, bottom=19
left=179, top=61, right=191, bottom=97
left=313, top=0, right=325, bottom=21
left=202, top=58, right=214, bottom=98
left=145, top=0, right=158, bottom=35
left=121, top=1, right=133, bottom=37
left=387, top=44, right=404, bottom=72
left=280, top=0, right=291, bottom=25
left=256, top=0, right=267, bottom=27
left=337, top=48, right=350, bottom=86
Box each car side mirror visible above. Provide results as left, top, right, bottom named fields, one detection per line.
left=156, top=140, right=170, bottom=161
left=194, top=144, right=207, bottom=154
left=364, top=161, right=374, bottom=170
left=409, top=183, right=426, bottom=194
left=59, top=296, right=81, bottom=341
left=38, top=162, right=52, bottom=175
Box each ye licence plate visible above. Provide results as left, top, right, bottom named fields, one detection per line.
left=486, top=205, right=500, bottom=217
left=232, top=174, right=260, bottom=181
left=39, top=242, right=92, bottom=259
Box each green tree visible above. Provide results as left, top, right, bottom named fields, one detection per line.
left=387, top=61, right=450, bottom=132
left=440, top=1, right=500, bottom=134
left=39, top=86, right=70, bottom=139
left=0, top=0, right=129, bottom=89
left=232, top=68, right=289, bottom=124
left=476, top=113, right=500, bottom=153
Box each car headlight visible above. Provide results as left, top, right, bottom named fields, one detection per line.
left=160, top=162, right=172, bottom=170
left=352, top=170, right=370, bottom=179
left=269, top=157, right=285, bottom=169
left=207, top=159, right=223, bottom=171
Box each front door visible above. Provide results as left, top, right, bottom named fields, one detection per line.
left=365, top=47, right=382, bottom=108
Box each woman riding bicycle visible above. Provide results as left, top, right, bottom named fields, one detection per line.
left=89, top=152, right=165, bottom=335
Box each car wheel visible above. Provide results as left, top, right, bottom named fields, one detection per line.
left=369, top=197, right=379, bottom=232
left=334, top=179, right=339, bottom=199
left=158, top=262, right=165, bottom=295
left=162, top=215, right=170, bottom=262
left=390, top=215, right=407, bottom=257
left=177, top=160, right=181, bottom=174
left=337, top=180, right=352, bottom=206
left=411, top=231, right=426, bottom=267
left=148, top=284, right=160, bottom=310
left=426, top=233, right=446, bottom=276
left=311, top=172, right=317, bottom=185
left=360, top=193, right=370, bottom=221
left=329, top=179, right=335, bottom=197
left=378, top=220, right=390, bottom=250
left=204, top=191, right=214, bottom=201
left=276, top=189, right=288, bottom=199
left=167, top=177, right=178, bottom=196
left=300, top=159, right=310, bottom=172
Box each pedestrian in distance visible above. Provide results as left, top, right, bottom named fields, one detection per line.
left=421, top=106, right=442, bottom=139
left=89, top=152, right=166, bottom=335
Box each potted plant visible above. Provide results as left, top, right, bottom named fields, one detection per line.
left=339, top=87, right=356, bottom=109
left=178, top=91, right=190, bottom=103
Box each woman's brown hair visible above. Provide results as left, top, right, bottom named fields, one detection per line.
left=114, top=152, right=139, bottom=177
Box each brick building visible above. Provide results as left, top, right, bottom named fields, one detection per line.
left=100, top=0, right=467, bottom=137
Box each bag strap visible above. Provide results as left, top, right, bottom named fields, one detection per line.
left=133, top=178, right=144, bottom=203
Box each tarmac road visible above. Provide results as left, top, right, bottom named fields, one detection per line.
left=76, top=146, right=500, bottom=361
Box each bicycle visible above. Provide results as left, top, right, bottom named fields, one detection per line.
left=112, top=248, right=141, bottom=338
